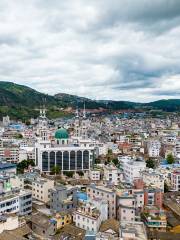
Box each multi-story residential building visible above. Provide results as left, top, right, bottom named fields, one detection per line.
left=103, top=164, right=123, bottom=185
left=50, top=185, right=78, bottom=213
left=87, top=184, right=116, bottom=218
left=175, top=138, right=180, bottom=159
left=52, top=212, right=72, bottom=229
left=141, top=206, right=167, bottom=232
left=132, top=189, right=144, bottom=209
left=0, top=188, right=32, bottom=216
left=119, top=156, right=146, bottom=184
left=171, top=170, right=180, bottom=191
left=141, top=169, right=164, bottom=191
left=144, top=188, right=163, bottom=208
left=0, top=162, right=16, bottom=175
left=31, top=212, right=57, bottom=238
left=116, top=193, right=135, bottom=222
left=0, top=148, right=19, bottom=163
left=119, top=221, right=147, bottom=240
left=10, top=173, right=54, bottom=203
left=147, top=140, right=161, bottom=157
left=73, top=199, right=108, bottom=233
left=89, top=169, right=101, bottom=181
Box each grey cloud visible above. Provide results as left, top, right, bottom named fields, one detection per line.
left=0, top=0, right=179, bottom=102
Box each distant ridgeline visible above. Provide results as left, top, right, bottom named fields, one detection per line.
left=0, top=81, right=179, bottom=120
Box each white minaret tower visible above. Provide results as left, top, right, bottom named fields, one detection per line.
left=81, top=101, right=88, bottom=139
left=74, top=105, right=81, bottom=138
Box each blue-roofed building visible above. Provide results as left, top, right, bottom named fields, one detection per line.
left=77, top=191, right=88, bottom=201
left=0, top=162, right=16, bottom=175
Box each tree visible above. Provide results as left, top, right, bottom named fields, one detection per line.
left=51, top=165, right=61, bottom=175
left=164, top=181, right=169, bottom=193
left=112, top=158, right=119, bottom=166
left=146, top=159, right=155, bottom=169
left=95, top=158, right=101, bottom=164
left=166, top=153, right=175, bottom=164
left=63, top=171, right=74, bottom=178
left=77, top=171, right=84, bottom=177
left=17, top=159, right=35, bottom=174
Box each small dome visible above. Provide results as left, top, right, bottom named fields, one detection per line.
left=55, top=128, right=69, bottom=139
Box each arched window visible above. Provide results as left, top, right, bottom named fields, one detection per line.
left=70, top=151, right=75, bottom=170
left=77, top=151, right=82, bottom=170
left=42, top=152, right=48, bottom=171
left=50, top=151, right=55, bottom=171
left=83, top=150, right=89, bottom=169
left=63, top=151, right=69, bottom=170
left=56, top=151, right=62, bottom=169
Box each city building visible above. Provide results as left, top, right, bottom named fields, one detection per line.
left=103, top=164, right=123, bottom=185
left=119, top=156, right=146, bottom=184
left=73, top=198, right=108, bottom=233
left=10, top=173, right=54, bottom=203
left=147, top=140, right=161, bottom=157
left=35, top=127, right=94, bottom=173
left=141, top=169, right=164, bottom=191
left=171, top=170, right=180, bottom=191
left=87, top=184, right=116, bottom=218
left=50, top=185, right=78, bottom=213
left=0, top=188, right=32, bottom=216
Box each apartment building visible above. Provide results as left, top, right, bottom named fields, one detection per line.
left=87, top=184, right=116, bottom=218
left=50, top=185, right=78, bottom=213
left=89, top=169, right=101, bottom=181
left=73, top=199, right=108, bottom=233
left=0, top=188, right=32, bottom=216
left=141, top=169, right=164, bottom=191
left=116, top=193, right=135, bottom=222
left=144, top=188, right=163, bottom=208
left=0, top=148, right=19, bottom=163
left=103, top=164, right=123, bottom=185
left=171, top=170, right=180, bottom=191
left=147, top=140, right=161, bottom=157
left=10, top=173, right=54, bottom=203
left=119, top=156, right=146, bottom=184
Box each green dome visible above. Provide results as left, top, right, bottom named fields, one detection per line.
left=55, top=128, right=69, bottom=139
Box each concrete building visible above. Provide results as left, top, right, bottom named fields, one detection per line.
left=89, top=169, right=101, bottom=181
left=10, top=173, right=54, bottom=203
left=31, top=212, right=57, bottom=238
left=144, top=188, right=163, bottom=208
left=116, top=193, right=135, bottom=222
left=119, top=221, right=147, bottom=240
left=73, top=198, right=108, bottom=233
left=50, top=185, right=78, bottom=213
left=120, top=157, right=146, bottom=184
left=35, top=128, right=94, bottom=173
left=103, top=164, right=123, bottom=185
left=141, top=206, right=167, bottom=232
left=171, top=170, right=180, bottom=191
left=0, top=188, right=32, bottom=216
left=87, top=184, right=116, bottom=218
left=147, top=140, right=161, bottom=157
left=141, top=169, right=164, bottom=191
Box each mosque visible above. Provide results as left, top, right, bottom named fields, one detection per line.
left=35, top=106, right=94, bottom=173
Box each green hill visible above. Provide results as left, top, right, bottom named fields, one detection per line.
left=0, top=81, right=179, bottom=120
left=0, top=82, right=67, bottom=120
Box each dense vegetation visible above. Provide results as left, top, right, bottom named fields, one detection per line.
left=0, top=81, right=179, bottom=120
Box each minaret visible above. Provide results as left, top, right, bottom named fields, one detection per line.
left=81, top=101, right=88, bottom=139
left=74, top=105, right=80, bottom=138
left=83, top=101, right=86, bottom=119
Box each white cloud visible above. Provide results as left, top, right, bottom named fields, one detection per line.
left=0, top=0, right=179, bottom=102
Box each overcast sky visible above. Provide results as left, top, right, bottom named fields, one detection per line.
left=0, top=0, right=180, bottom=102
